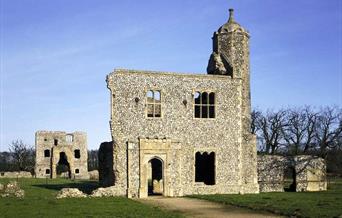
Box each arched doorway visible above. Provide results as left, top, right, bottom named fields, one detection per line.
left=148, top=158, right=163, bottom=196
left=56, top=152, right=71, bottom=179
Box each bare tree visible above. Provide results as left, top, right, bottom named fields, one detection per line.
left=88, top=149, right=99, bottom=171
left=9, top=140, right=35, bottom=172
left=314, top=106, right=342, bottom=158
left=256, top=109, right=287, bottom=154
left=0, top=151, right=13, bottom=171
left=282, top=106, right=317, bottom=155
left=251, top=109, right=261, bottom=134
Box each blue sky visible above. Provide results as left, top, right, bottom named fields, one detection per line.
left=1, top=0, right=341, bottom=151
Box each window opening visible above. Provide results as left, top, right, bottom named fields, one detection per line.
left=66, top=134, right=73, bottom=143
left=147, top=90, right=161, bottom=118
left=195, top=152, right=215, bottom=185
left=194, top=92, right=215, bottom=118
left=44, top=149, right=50, bottom=157
left=74, top=149, right=81, bottom=159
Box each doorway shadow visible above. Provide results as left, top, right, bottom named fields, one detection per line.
left=284, top=166, right=296, bottom=192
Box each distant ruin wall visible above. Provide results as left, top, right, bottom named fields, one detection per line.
left=294, top=155, right=327, bottom=192
left=257, top=155, right=327, bottom=192
left=0, top=171, right=32, bottom=178
left=35, top=131, right=89, bottom=179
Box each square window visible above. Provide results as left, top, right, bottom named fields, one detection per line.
left=66, top=134, right=73, bottom=143
left=44, top=149, right=50, bottom=157
left=45, top=169, right=50, bottom=174
left=74, top=149, right=81, bottom=159
left=194, top=92, right=215, bottom=118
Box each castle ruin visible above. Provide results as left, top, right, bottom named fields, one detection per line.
left=35, top=131, right=89, bottom=179
left=100, top=9, right=260, bottom=198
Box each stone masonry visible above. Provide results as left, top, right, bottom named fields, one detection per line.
left=100, top=9, right=259, bottom=198
left=257, top=155, right=327, bottom=192
left=35, top=131, right=89, bottom=179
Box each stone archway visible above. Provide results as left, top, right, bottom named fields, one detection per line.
left=56, top=152, right=71, bottom=179
left=139, top=153, right=167, bottom=198
left=148, top=158, right=163, bottom=196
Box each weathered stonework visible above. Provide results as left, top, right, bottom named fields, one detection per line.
left=101, top=9, right=259, bottom=198
left=88, top=170, right=99, bottom=180
left=0, top=181, right=25, bottom=198
left=257, top=155, right=327, bottom=192
left=35, top=131, right=89, bottom=179
left=56, top=188, right=87, bottom=199
left=295, top=155, right=327, bottom=192
left=0, top=171, right=32, bottom=178
left=257, top=155, right=286, bottom=192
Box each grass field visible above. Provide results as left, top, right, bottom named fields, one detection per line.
left=191, top=179, right=342, bottom=218
left=0, top=178, right=183, bottom=218
left=1, top=178, right=342, bottom=217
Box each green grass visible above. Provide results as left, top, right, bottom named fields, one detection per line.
left=0, top=178, right=183, bottom=218
left=190, top=179, right=342, bottom=218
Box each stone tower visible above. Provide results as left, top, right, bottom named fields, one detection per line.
left=207, top=9, right=258, bottom=193
left=207, top=9, right=251, bottom=134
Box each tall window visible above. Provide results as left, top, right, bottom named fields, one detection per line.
left=66, top=134, right=73, bottom=143
left=194, top=92, right=215, bottom=118
left=74, top=149, right=81, bottom=159
left=195, top=152, right=215, bottom=185
left=44, top=149, right=50, bottom=157
left=146, top=90, right=161, bottom=118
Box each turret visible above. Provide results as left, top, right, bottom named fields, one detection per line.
left=207, top=9, right=252, bottom=133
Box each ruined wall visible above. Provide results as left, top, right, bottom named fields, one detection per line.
left=102, top=9, right=259, bottom=198
left=257, top=155, right=327, bottom=192
left=295, top=156, right=327, bottom=192
left=0, top=171, right=32, bottom=178
left=106, top=69, right=259, bottom=197
left=257, top=155, right=285, bottom=192
left=35, top=131, right=88, bottom=179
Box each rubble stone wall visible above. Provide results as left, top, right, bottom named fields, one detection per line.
left=257, top=155, right=285, bottom=192
left=295, top=155, right=327, bottom=192
left=0, top=171, right=32, bottom=178
left=105, top=69, right=259, bottom=197
left=101, top=9, right=260, bottom=198
left=257, top=155, right=327, bottom=192
left=35, top=131, right=89, bottom=179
